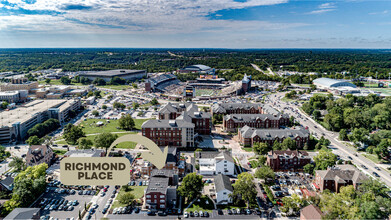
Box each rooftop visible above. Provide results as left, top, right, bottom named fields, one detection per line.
left=64, top=149, right=105, bottom=157
left=214, top=174, right=233, bottom=192
left=0, top=99, right=66, bottom=127
left=146, top=177, right=169, bottom=194
left=79, top=69, right=146, bottom=77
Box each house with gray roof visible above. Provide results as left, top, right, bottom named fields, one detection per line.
left=144, top=176, right=177, bottom=211
left=223, top=113, right=289, bottom=132
left=239, top=126, right=310, bottom=148
left=25, top=145, right=54, bottom=167
left=214, top=174, right=233, bottom=205
left=4, top=208, right=41, bottom=220
left=314, top=164, right=368, bottom=193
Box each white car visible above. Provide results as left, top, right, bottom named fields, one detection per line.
left=184, top=212, right=189, bottom=218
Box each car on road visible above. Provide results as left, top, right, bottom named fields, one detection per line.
left=373, top=172, right=380, bottom=177
left=361, top=164, right=368, bottom=169
left=347, top=156, right=353, bottom=160
left=375, top=167, right=381, bottom=171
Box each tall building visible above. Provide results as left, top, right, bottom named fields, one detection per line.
left=141, top=119, right=195, bottom=147
left=241, top=74, right=252, bottom=94
left=159, top=102, right=212, bottom=135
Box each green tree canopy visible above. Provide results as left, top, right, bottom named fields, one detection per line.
left=178, top=173, right=203, bottom=203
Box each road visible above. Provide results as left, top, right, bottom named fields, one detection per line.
left=266, top=92, right=391, bottom=189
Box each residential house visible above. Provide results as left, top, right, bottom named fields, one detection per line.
left=196, top=151, right=235, bottom=176
left=314, top=165, right=368, bottom=193
left=300, top=205, right=323, bottom=220
left=144, top=175, right=177, bottom=211
left=141, top=148, right=185, bottom=176
left=25, top=145, right=55, bottom=167
left=214, top=174, right=233, bottom=205
left=0, top=176, right=14, bottom=191
left=267, top=150, right=311, bottom=171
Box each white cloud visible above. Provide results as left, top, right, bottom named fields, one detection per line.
left=0, top=0, right=307, bottom=34
left=308, top=2, right=336, bottom=14
left=369, top=10, right=388, bottom=15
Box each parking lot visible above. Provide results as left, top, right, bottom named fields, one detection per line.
left=35, top=186, right=95, bottom=219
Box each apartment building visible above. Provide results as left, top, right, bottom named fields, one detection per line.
left=267, top=150, right=311, bottom=171
left=159, top=102, right=212, bottom=135
left=25, top=145, right=55, bottom=167
left=141, top=119, right=195, bottom=147
left=223, top=113, right=289, bottom=132
left=239, top=126, right=310, bottom=148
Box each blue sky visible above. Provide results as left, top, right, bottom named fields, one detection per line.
left=0, top=0, right=391, bottom=48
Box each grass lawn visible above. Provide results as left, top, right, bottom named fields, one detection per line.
left=295, top=84, right=311, bottom=88
left=55, top=132, right=137, bottom=148
left=242, top=147, right=253, bottom=152
left=281, top=97, right=296, bottom=102
left=80, top=118, right=148, bottom=134
left=186, top=196, right=214, bottom=212
left=362, top=153, right=381, bottom=164
left=38, top=79, right=84, bottom=86
left=53, top=149, right=67, bottom=155
left=111, top=185, right=147, bottom=209
left=97, top=85, right=131, bottom=90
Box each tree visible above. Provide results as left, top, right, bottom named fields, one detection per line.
left=118, top=192, right=135, bottom=206
left=255, top=166, right=275, bottom=182
left=280, top=196, right=300, bottom=215
left=26, top=136, right=42, bottom=146
left=9, top=157, right=25, bottom=172
left=110, top=77, right=126, bottom=85
left=339, top=129, right=348, bottom=141
left=272, top=140, right=281, bottom=150
left=113, top=102, right=126, bottom=110
left=78, top=138, right=93, bottom=149
left=92, top=77, right=106, bottom=86
left=102, top=105, right=107, bottom=110
left=1, top=101, right=8, bottom=109
left=373, top=139, right=390, bottom=160
left=150, top=98, right=159, bottom=105
left=258, top=155, right=267, bottom=166
left=178, top=173, right=203, bottom=202
left=119, top=114, right=135, bottom=131
left=313, top=149, right=338, bottom=170
left=132, top=83, right=138, bottom=88
left=60, top=76, right=71, bottom=85
left=253, top=142, right=269, bottom=155
left=303, top=164, right=314, bottom=174
left=313, top=110, right=321, bottom=120
left=63, top=124, right=85, bottom=145
left=45, top=78, right=51, bottom=84
left=92, top=110, right=99, bottom=117
left=94, top=90, right=102, bottom=98
left=132, top=102, right=139, bottom=109
left=94, top=133, right=118, bottom=153
left=281, top=138, right=296, bottom=150
left=231, top=172, right=257, bottom=208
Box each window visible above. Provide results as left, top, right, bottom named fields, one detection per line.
left=223, top=192, right=226, bottom=195
left=146, top=195, right=151, bottom=198
left=160, top=205, right=165, bottom=208
left=154, top=195, right=157, bottom=198
left=146, top=199, right=151, bottom=203
left=160, top=200, right=165, bottom=203
left=160, top=195, right=165, bottom=198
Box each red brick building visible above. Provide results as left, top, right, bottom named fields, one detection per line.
left=223, top=114, right=289, bottom=132
left=141, top=119, right=194, bottom=147
left=314, top=165, right=368, bottom=193
left=267, top=150, right=311, bottom=171
left=158, top=102, right=211, bottom=135
left=238, top=126, right=310, bottom=148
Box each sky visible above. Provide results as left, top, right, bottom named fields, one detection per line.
left=0, top=0, right=391, bottom=48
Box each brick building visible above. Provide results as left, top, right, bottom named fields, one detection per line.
left=144, top=170, right=177, bottom=211
left=141, top=148, right=185, bottom=176
left=314, top=165, right=368, bottom=193
left=159, top=102, right=211, bottom=135
left=25, top=145, right=55, bottom=167
left=239, top=126, right=310, bottom=148
left=141, top=119, right=194, bottom=147
left=223, top=113, right=289, bottom=132
left=211, top=103, right=280, bottom=117
left=267, top=150, right=311, bottom=171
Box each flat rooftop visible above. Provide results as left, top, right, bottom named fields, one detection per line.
left=79, top=69, right=146, bottom=77
left=0, top=99, right=66, bottom=127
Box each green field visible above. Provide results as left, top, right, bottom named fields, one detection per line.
left=80, top=118, right=148, bottom=134
left=195, top=89, right=221, bottom=97
left=53, top=149, right=67, bottom=155
left=39, top=80, right=131, bottom=90
left=111, top=185, right=146, bottom=209
left=242, top=147, right=253, bottom=152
